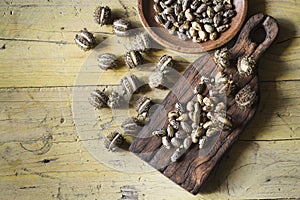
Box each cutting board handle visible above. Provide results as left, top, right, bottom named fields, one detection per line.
left=230, top=13, right=279, bottom=62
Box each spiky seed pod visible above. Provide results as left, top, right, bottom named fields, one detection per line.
left=74, top=28, right=96, bottom=51
left=124, top=51, right=143, bottom=69
left=157, top=55, right=173, bottom=71
left=121, top=74, right=142, bottom=95
left=214, top=47, right=231, bottom=68
left=148, top=70, right=166, bottom=89
left=131, top=32, right=152, bottom=52
left=113, top=19, right=131, bottom=37
left=97, top=53, right=118, bottom=70
left=104, top=131, right=125, bottom=151
left=135, top=96, right=153, bottom=117
left=94, top=6, right=111, bottom=26
left=107, top=91, right=125, bottom=109
left=237, top=55, right=256, bottom=76
left=120, top=117, right=144, bottom=135
left=88, top=90, right=108, bottom=109
left=235, top=84, right=257, bottom=108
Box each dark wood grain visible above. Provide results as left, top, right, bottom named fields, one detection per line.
left=137, top=0, right=248, bottom=53
left=130, top=14, right=279, bottom=194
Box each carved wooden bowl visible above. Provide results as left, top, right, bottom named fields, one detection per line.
left=137, top=0, right=248, bottom=53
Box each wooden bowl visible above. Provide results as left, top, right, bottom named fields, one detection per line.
left=137, top=0, right=248, bottom=53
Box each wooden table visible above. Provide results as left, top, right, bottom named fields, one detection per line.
left=0, top=0, right=299, bottom=199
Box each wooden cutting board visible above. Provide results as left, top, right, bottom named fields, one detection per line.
left=129, top=14, right=279, bottom=194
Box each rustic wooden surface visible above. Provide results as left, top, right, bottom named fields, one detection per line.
left=0, top=0, right=299, bottom=199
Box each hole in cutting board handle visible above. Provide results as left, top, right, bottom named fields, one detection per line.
left=230, top=14, right=279, bottom=61
left=249, top=26, right=267, bottom=44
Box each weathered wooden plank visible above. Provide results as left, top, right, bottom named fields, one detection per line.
left=0, top=83, right=299, bottom=142
left=0, top=139, right=299, bottom=199
left=0, top=86, right=299, bottom=198
left=0, top=0, right=299, bottom=88
left=0, top=0, right=140, bottom=40
left=0, top=0, right=298, bottom=40
left=0, top=38, right=299, bottom=87
left=0, top=39, right=194, bottom=87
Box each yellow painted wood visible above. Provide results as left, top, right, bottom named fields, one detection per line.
left=0, top=0, right=300, bottom=199
left=0, top=0, right=299, bottom=87
left=0, top=82, right=300, bottom=199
